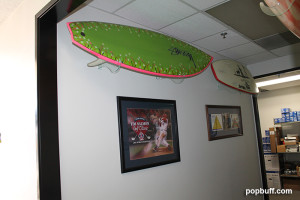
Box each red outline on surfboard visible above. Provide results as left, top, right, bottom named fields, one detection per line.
left=67, top=22, right=213, bottom=78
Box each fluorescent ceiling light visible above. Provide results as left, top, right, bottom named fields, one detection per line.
left=256, top=74, right=300, bottom=87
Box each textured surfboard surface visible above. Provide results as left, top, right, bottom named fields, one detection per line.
left=67, top=21, right=213, bottom=78
left=211, top=60, right=258, bottom=94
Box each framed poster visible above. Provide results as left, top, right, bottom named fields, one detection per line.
left=117, top=96, right=180, bottom=173
left=206, top=105, right=243, bottom=141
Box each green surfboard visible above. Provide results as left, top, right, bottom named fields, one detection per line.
left=67, top=21, right=213, bottom=78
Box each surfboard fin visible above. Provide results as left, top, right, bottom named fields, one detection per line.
left=87, top=59, right=120, bottom=74
left=259, top=1, right=294, bottom=17
left=106, top=64, right=120, bottom=74
left=156, top=77, right=184, bottom=84
left=87, top=58, right=107, bottom=67
left=171, top=79, right=184, bottom=84
left=259, top=2, right=276, bottom=16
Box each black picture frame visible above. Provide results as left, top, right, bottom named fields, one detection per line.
left=117, top=96, right=180, bottom=173
left=206, top=105, right=243, bottom=141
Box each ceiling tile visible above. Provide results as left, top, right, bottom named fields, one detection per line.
left=65, top=6, right=146, bottom=28
left=79, top=0, right=297, bottom=66
left=115, top=0, right=197, bottom=30
left=254, top=31, right=300, bottom=51
left=218, top=42, right=266, bottom=60
left=271, top=43, right=300, bottom=57
left=237, top=51, right=277, bottom=65
left=206, top=0, right=288, bottom=40
left=182, top=0, right=230, bottom=11
left=0, top=0, right=24, bottom=24
left=88, top=0, right=133, bottom=13
left=160, top=13, right=227, bottom=42
left=196, top=47, right=229, bottom=61
left=193, top=30, right=249, bottom=52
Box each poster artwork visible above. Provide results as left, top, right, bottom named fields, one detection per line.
left=127, top=108, right=174, bottom=160
left=211, top=113, right=241, bottom=132
left=206, top=105, right=243, bottom=141
left=230, top=114, right=240, bottom=129
left=222, top=113, right=231, bottom=130
left=211, top=114, right=223, bottom=131
left=130, top=118, right=150, bottom=141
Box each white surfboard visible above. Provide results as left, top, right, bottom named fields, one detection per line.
left=211, top=60, right=258, bottom=94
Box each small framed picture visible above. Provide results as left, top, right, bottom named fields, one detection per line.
left=117, top=96, right=180, bottom=173
left=205, top=105, right=243, bottom=141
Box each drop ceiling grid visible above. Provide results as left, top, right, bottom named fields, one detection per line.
left=218, top=42, right=267, bottom=60
left=192, top=29, right=250, bottom=52
left=114, top=0, right=198, bottom=30
left=87, top=0, right=134, bottom=13
left=181, top=0, right=230, bottom=11
left=271, top=43, right=300, bottom=57
left=85, top=0, right=294, bottom=65
left=90, top=0, right=246, bottom=48
left=87, top=0, right=236, bottom=40
left=159, top=13, right=228, bottom=42
left=86, top=0, right=239, bottom=59
left=0, top=0, right=24, bottom=25
left=237, top=51, right=278, bottom=65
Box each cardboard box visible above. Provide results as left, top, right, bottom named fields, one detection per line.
left=277, top=145, right=286, bottom=152
left=269, top=127, right=282, bottom=153
left=264, top=154, right=280, bottom=171
left=270, top=135, right=277, bottom=153
left=267, top=172, right=281, bottom=189
left=285, top=142, right=297, bottom=145
left=281, top=108, right=291, bottom=113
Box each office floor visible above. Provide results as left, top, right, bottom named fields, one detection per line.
left=269, top=190, right=300, bottom=200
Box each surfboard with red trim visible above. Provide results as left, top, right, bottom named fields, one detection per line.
left=211, top=60, right=258, bottom=94
left=67, top=21, right=213, bottom=78
left=260, top=0, right=300, bottom=38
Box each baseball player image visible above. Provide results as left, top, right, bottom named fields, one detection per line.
left=152, top=113, right=172, bottom=152
left=129, top=109, right=174, bottom=160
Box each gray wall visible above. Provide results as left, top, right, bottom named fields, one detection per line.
left=57, top=6, right=262, bottom=200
